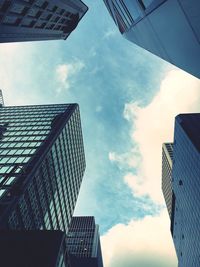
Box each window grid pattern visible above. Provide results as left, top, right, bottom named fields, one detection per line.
left=0, top=104, right=69, bottom=198
left=66, top=216, right=96, bottom=258
left=0, top=104, right=86, bottom=233
left=0, top=0, right=88, bottom=40
left=162, top=143, right=173, bottom=218
left=172, top=114, right=200, bottom=266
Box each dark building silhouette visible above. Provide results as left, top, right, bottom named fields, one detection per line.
left=66, top=216, right=104, bottom=267
left=163, top=114, right=200, bottom=266
left=0, top=0, right=88, bottom=42
left=103, top=0, right=200, bottom=78
left=0, top=102, right=85, bottom=231
left=0, top=230, right=71, bottom=267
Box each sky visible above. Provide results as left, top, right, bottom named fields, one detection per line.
left=1, top=1, right=200, bottom=266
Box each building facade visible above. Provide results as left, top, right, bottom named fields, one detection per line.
left=0, top=0, right=88, bottom=42
left=0, top=230, right=71, bottom=267
left=162, top=143, right=173, bottom=218
left=103, top=0, right=200, bottom=78
left=0, top=103, right=86, bottom=231
left=163, top=114, right=200, bottom=266
left=66, top=216, right=104, bottom=267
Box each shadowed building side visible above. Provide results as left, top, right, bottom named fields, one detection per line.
left=163, top=114, right=200, bottom=266
left=103, top=0, right=200, bottom=78
left=0, top=0, right=88, bottom=42
left=0, top=230, right=71, bottom=267
left=66, top=216, right=104, bottom=267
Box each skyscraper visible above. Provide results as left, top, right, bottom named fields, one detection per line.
left=163, top=114, right=200, bottom=266
left=103, top=0, right=200, bottom=78
left=0, top=102, right=86, bottom=231
left=66, top=216, right=104, bottom=267
left=162, top=143, right=176, bottom=236
left=162, top=143, right=173, bottom=218
left=0, top=0, right=88, bottom=42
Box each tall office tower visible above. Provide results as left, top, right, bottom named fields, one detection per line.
left=163, top=114, right=200, bottom=266
left=0, top=230, right=71, bottom=267
left=66, top=216, right=104, bottom=267
left=0, top=102, right=86, bottom=231
left=0, top=89, right=4, bottom=106
left=0, top=0, right=88, bottom=42
left=162, top=143, right=175, bottom=235
left=103, top=0, right=200, bottom=78
left=162, top=143, right=174, bottom=218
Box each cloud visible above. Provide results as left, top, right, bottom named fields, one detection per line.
left=101, top=210, right=177, bottom=267
left=103, top=29, right=117, bottom=39
left=108, top=150, right=139, bottom=169
left=113, top=69, right=200, bottom=203
left=96, top=105, right=103, bottom=112
left=55, top=59, right=85, bottom=92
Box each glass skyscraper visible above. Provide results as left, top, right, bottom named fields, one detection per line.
left=0, top=0, right=88, bottom=42
left=163, top=114, right=200, bottom=266
left=0, top=102, right=86, bottom=232
left=66, top=216, right=104, bottom=267
left=103, top=0, right=200, bottom=78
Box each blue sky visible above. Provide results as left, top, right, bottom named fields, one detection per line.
left=3, top=0, right=200, bottom=266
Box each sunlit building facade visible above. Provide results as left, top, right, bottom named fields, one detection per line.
left=103, top=0, right=200, bottom=78
left=0, top=103, right=86, bottom=231
left=66, top=216, right=104, bottom=267
left=0, top=0, right=88, bottom=42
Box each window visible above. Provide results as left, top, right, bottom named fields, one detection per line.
left=139, top=0, right=154, bottom=9
left=122, top=0, right=143, bottom=20
left=5, top=176, right=16, bottom=185
left=28, top=8, right=39, bottom=17
left=0, top=189, right=6, bottom=198
left=21, top=18, right=33, bottom=27
left=3, top=16, right=18, bottom=25
left=10, top=3, right=25, bottom=14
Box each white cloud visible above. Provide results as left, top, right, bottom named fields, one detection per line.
left=103, top=29, right=117, bottom=39
left=101, top=210, right=177, bottom=267
left=116, top=69, right=200, bottom=203
left=0, top=42, right=39, bottom=106
left=109, top=150, right=139, bottom=169
left=55, top=59, right=85, bottom=92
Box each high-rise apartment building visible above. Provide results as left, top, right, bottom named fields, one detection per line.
left=0, top=0, right=88, bottom=42
left=103, top=0, right=200, bottom=78
left=0, top=230, right=71, bottom=267
left=66, top=216, right=104, bottom=267
left=163, top=114, right=200, bottom=266
left=0, top=102, right=86, bottom=231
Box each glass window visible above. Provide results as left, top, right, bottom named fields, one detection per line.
left=5, top=176, right=16, bottom=185
left=140, top=0, right=154, bottom=9
left=28, top=8, right=39, bottom=17
left=0, top=189, right=6, bottom=198
left=122, top=0, right=143, bottom=20
left=10, top=3, right=25, bottom=14
left=3, top=16, right=18, bottom=25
